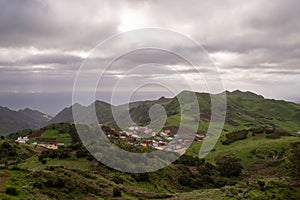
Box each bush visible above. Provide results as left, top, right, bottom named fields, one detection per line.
left=222, top=130, right=248, bottom=145
left=266, top=129, right=291, bottom=139
left=5, top=187, right=18, bottom=196
left=216, top=154, right=243, bottom=177
left=178, top=174, right=192, bottom=186
left=111, top=175, right=124, bottom=184
left=132, top=173, right=149, bottom=182
left=33, top=181, right=44, bottom=189
left=41, top=159, right=47, bottom=164
left=112, top=187, right=122, bottom=197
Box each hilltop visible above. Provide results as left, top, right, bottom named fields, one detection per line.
left=47, top=90, right=300, bottom=134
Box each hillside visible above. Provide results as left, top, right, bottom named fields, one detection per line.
left=1, top=123, right=300, bottom=199
left=0, top=107, right=51, bottom=136
left=48, top=90, right=300, bottom=134
left=1, top=90, right=300, bottom=199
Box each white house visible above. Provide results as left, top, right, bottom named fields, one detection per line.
left=15, top=136, right=29, bottom=143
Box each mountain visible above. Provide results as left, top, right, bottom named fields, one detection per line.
left=46, top=103, right=84, bottom=125
left=47, top=90, right=300, bottom=133
left=46, top=101, right=115, bottom=125
left=0, top=106, right=51, bottom=136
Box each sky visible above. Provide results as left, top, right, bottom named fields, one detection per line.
left=0, top=0, right=299, bottom=115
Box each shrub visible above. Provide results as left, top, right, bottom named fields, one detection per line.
left=222, top=130, right=248, bottom=145
left=33, top=181, right=44, bottom=189
left=178, top=174, right=192, bottom=186
left=112, top=187, right=122, bottom=197
left=41, top=159, right=47, bottom=164
left=5, top=187, right=18, bottom=196
left=112, top=175, right=124, bottom=184
left=216, top=154, right=243, bottom=177
left=132, top=173, right=149, bottom=182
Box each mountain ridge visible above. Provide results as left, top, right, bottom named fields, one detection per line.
left=0, top=106, right=51, bottom=135
left=2, top=90, right=300, bottom=135
left=47, top=90, right=300, bottom=134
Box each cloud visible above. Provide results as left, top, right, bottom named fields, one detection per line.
left=0, top=0, right=299, bottom=111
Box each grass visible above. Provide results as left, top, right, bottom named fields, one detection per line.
left=206, top=135, right=299, bottom=168
left=40, top=130, right=58, bottom=138
left=38, top=130, right=72, bottom=145
left=19, top=157, right=89, bottom=171
left=1, top=170, right=36, bottom=199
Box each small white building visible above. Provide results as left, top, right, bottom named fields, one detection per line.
left=131, top=134, right=141, bottom=139
left=128, top=126, right=139, bottom=131
left=15, top=136, right=29, bottom=143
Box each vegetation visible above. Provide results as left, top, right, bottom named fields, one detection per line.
left=215, top=154, right=243, bottom=177
left=288, top=142, right=300, bottom=184
left=222, top=130, right=248, bottom=145
left=1, top=90, right=300, bottom=199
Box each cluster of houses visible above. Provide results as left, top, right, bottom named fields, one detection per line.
left=15, top=136, right=65, bottom=150
left=105, top=125, right=206, bottom=154
left=15, top=125, right=207, bottom=152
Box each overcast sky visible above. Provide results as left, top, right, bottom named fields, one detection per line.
left=0, top=0, right=299, bottom=115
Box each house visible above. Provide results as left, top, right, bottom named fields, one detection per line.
left=155, top=146, right=164, bottom=150
left=143, top=140, right=152, bottom=144
left=35, top=143, right=58, bottom=150
left=128, top=126, right=139, bottom=131
left=125, top=131, right=133, bottom=136
left=195, top=134, right=205, bottom=142
left=144, top=129, right=153, bottom=134
left=131, top=134, right=141, bottom=139
left=57, top=143, right=65, bottom=147
left=141, top=143, right=147, bottom=147
left=160, top=132, right=168, bottom=138
left=15, top=136, right=29, bottom=143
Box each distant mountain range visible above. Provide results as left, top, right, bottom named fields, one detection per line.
left=1, top=90, right=300, bottom=135
left=0, top=107, right=51, bottom=135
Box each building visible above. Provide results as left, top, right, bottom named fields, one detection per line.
left=15, top=136, right=29, bottom=143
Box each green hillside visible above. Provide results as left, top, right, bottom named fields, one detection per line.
left=1, top=90, right=300, bottom=199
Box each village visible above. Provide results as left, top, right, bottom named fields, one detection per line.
left=103, top=125, right=207, bottom=154
left=15, top=136, right=65, bottom=150
left=15, top=125, right=207, bottom=153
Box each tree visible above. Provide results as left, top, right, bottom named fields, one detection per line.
left=215, top=154, right=243, bottom=177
